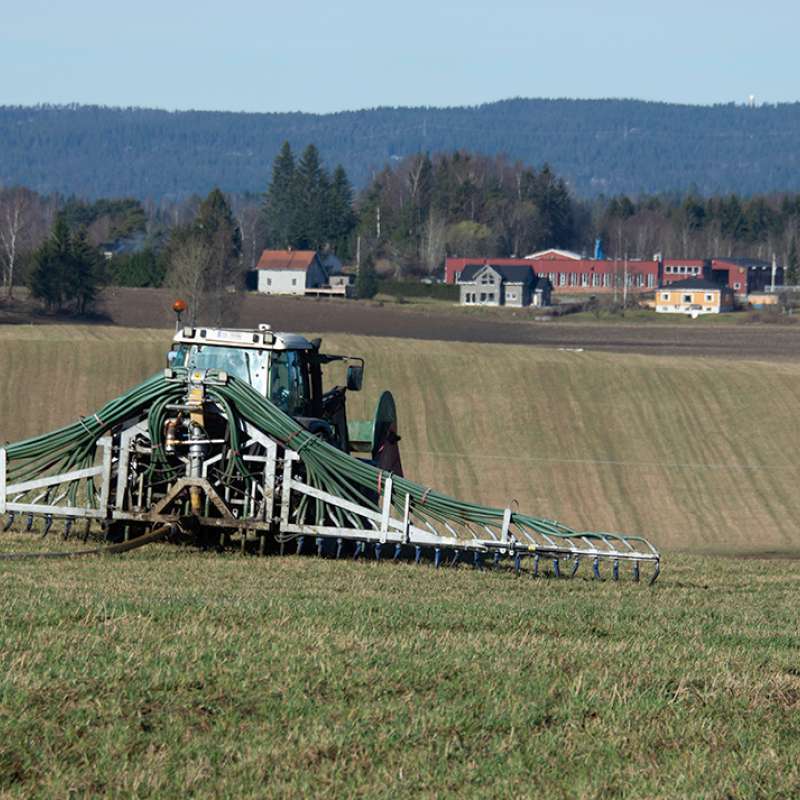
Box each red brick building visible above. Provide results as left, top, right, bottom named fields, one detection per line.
left=661, top=259, right=710, bottom=284
left=445, top=255, right=661, bottom=294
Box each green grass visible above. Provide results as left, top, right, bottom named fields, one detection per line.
left=1, top=546, right=799, bottom=798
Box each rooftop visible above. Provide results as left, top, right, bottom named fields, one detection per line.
left=255, top=250, right=319, bottom=271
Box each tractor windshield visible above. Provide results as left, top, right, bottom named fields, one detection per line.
left=171, top=345, right=268, bottom=394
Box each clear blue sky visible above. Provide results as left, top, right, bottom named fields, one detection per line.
left=1, top=0, right=797, bottom=112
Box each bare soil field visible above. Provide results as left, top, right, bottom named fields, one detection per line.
left=3, top=287, right=800, bottom=360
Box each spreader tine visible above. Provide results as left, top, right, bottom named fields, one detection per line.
left=63, top=518, right=73, bottom=540
left=335, top=537, right=343, bottom=559
left=41, top=515, right=53, bottom=539
left=295, top=536, right=305, bottom=556
left=592, top=557, right=603, bottom=581
left=25, top=513, right=34, bottom=532
left=552, top=558, right=561, bottom=578
left=612, top=559, right=620, bottom=581
left=450, top=549, right=461, bottom=567
left=648, top=561, right=660, bottom=586
left=393, top=543, right=402, bottom=561
left=316, top=536, right=324, bottom=557
left=570, top=557, right=581, bottom=578
left=434, top=547, right=442, bottom=569
left=473, top=551, right=483, bottom=571
left=2, top=512, right=14, bottom=532
left=632, top=561, right=640, bottom=583
left=532, top=553, right=539, bottom=577
left=414, top=545, right=422, bottom=564
left=82, top=519, right=91, bottom=543
left=514, top=552, right=522, bottom=575
left=374, top=542, right=382, bottom=561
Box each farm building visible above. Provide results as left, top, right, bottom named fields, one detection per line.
left=655, top=278, right=734, bottom=316
left=457, top=263, right=551, bottom=307
left=711, top=257, right=782, bottom=298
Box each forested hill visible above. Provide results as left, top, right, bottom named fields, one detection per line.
left=3, top=99, right=800, bottom=200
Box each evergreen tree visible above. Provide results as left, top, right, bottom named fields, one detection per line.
left=261, top=141, right=298, bottom=248
left=29, top=215, right=103, bottom=313
left=295, top=144, right=328, bottom=250
left=29, top=215, right=72, bottom=311
left=326, top=165, right=356, bottom=259
left=355, top=255, right=379, bottom=299
left=194, top=187, right=242, bottom=288
left=69, top=228, right=103, bottom=314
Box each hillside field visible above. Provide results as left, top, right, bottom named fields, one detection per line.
left=1, top=325, right=799, bottom=797
left=1, top=325, right=799, bottom=554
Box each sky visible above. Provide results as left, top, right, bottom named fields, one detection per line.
left=1, top=0, right=797, bottom=113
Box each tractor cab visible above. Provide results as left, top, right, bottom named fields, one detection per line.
left=168, top=324, right=399, bottom=471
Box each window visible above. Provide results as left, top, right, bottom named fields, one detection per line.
left=603, top=273, right=611, bottom=288
left=480, top=293, right=486, bottom=302
left=559, top=273, right=566, bottom=286
left=666, top=266, right=672, bottom=273
left=734, top=282, right=741, bottom=290
left=592, top=273, right=600, bottom=287
left=267, top=278, right=272, bottom=286
left=581, top=273, right=589, bottom=287
left=683, top=294, right=692, bottom=304
left=662, top=293, right=669, bottom=301
left=270, top=350, right=309, bottom=415
left=507, top=291, right=517, bottom=301
left=648, top=274, right=655, bottom=288
left=705, top=293, right=713, bottom=302
left=291, top=278, right=297, bottom=287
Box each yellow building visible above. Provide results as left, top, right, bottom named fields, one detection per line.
left=655, top=278, right=735, bottom=316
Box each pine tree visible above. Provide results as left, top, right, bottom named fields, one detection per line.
left=261, top=141, right=298, bottom=248
left=295, top=144, right=328, bottom=250
left=326, top=165, right=356, bottom=258
left=29, top=214, right=72, bottom=311
left=69, top=228, right=103, bottom=314
left=194, top=187, right=242, bottom=295
left=29, top=216, right=104, bottom=313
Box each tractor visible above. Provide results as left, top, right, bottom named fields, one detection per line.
left=0, top=312, right=659, bottom=581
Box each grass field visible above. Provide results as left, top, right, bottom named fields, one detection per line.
left=1, top=548, right=799, bottom=798
left=1, top=325, right=799, bottom=797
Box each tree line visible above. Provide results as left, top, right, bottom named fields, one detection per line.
left=5, top=143, right=800, bottom=318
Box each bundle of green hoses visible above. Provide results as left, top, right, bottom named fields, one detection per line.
left=4, top=369, right=648, bottom=549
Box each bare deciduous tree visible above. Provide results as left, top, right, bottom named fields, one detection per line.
left=0, top=187, right=36, bottom=298
left=166, top=238, right=213, bottom=326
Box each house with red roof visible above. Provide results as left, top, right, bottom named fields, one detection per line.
left=253, top=250, right=329, bottom=295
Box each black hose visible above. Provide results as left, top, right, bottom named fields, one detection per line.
left=0, top=524, right=174, bottom=561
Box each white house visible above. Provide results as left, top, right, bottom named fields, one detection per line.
left=254, top=250, right=328, bottom=295
left=457, top=263, right=551, bottom=308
